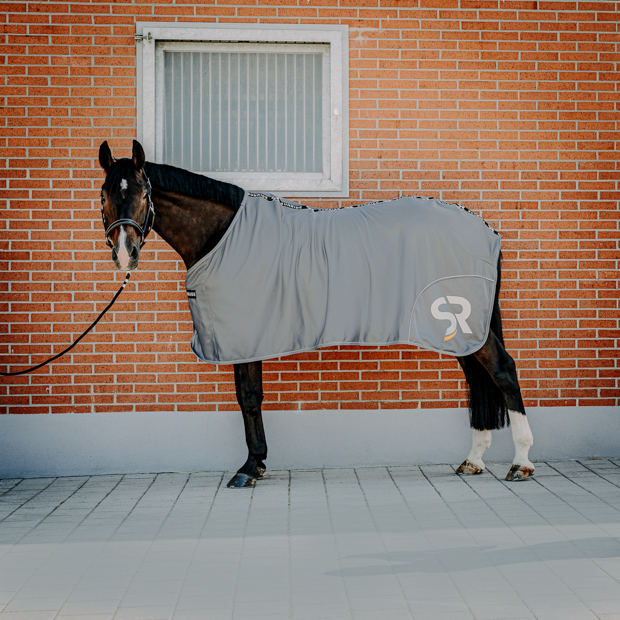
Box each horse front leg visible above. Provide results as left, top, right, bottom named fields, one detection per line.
left=473, top=332, right=534, bottom=481
left=227, top=361, right=268, bottom=489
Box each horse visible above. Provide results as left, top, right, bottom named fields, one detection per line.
left=98, top=139, right=534, bottom=488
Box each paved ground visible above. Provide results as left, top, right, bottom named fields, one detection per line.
left=0, top=461, right=620, bottom=620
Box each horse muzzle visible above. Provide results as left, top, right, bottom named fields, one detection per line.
left=112, top=227, right=140, bottom=271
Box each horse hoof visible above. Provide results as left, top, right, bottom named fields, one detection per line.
left=505, top=464, right=534, bottom=481
left=257, top=467, right=266, bottom=478
left=456, top=460, right=484, bottom=475
left=227, top=473, right=257, bottom=488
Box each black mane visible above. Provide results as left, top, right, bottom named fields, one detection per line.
left=144, top=162, right=244, bottom=210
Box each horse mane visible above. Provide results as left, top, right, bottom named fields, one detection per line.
left=144, top=162, right=245, bottom=210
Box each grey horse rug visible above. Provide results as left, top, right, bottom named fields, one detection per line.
left=185, top=192, right=502, bottom=365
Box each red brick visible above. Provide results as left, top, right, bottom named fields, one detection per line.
left=0, top=3, right=616, bottom=414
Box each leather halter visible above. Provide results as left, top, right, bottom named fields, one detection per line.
left=101, top=171, right=155, bottom=249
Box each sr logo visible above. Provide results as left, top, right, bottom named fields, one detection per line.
left=431, top=296, right=472, bottom=341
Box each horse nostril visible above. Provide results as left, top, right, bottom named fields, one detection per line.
left=111, top=248, right=118, bottom=261
left=130, top=246, right=140, bottom=261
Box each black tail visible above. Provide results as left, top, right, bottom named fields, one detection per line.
left=462, top=254, right=508, bottom=431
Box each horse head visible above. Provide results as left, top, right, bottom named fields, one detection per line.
left=98, top=140, right=153, bottom=271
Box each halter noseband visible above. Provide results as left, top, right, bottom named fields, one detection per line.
left=101, top=171, right=155, bottom=249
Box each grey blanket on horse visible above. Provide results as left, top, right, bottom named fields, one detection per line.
left=185, top=192, right=501, bottom=365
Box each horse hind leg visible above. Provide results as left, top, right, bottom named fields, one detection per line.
left=473, top=332, right=534, bottom=481
left=456, top=428, right=492, bottom=475
left=455, top=350, right=500, bottom=476
left=506, top=409, right=534, bottom=481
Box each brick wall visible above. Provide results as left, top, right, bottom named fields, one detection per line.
left=1, top=1, right=619, bottom=415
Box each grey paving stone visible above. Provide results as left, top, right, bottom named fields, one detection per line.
left=467, top=603, right=535, bottom=619
left=2, top=598, right=66, bottom=613
left=59, top=600, right=120, bottom=615
left=532, top=610, right=598, bottom=620
left=0, top=613, right=58, bottom=620
left=173, top=611, right=231, bottom=620
left=113, top=606, right=174, bottom=620
left=353, top=610, right=413, bottom=620
left=589, top=599, right=620, bottom=614
left=0, top=462, right=618, bottom=619
left=56, top=615, right=114, bottom=620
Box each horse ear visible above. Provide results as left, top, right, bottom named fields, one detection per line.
left=132, top=140, right=146, bottom=170
left=98, top=141, right=113, bottom=173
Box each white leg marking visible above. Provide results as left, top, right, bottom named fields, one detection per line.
left=509, top=409, right=534, bottom=469
left=116, top=227, right=131, bottom=270
left=465, top=429, right=492, bottom=470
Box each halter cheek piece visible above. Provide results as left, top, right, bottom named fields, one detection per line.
left=101, top=171, right=155, bottom=249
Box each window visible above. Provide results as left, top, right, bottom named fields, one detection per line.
left=137, top=23, right=349, bottom=197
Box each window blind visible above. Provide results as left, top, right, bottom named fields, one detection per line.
left=163, top=51, right=323, bottom=174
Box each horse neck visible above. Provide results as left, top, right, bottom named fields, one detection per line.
left=150, top=185, right=239, bottom=271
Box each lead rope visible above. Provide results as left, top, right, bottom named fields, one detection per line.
left=0, top=272, right=131, bottom=377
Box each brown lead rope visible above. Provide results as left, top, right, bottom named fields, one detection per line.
left=0, top=272, right=131, bottom=377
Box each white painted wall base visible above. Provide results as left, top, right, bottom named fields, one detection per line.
left=0, top=407, right=617, bottom=478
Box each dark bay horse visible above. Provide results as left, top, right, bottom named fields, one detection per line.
left=98, top=140, right=534, bottom=488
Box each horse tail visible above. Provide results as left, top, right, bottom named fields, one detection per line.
left=462, top=254, right=508, bottom=431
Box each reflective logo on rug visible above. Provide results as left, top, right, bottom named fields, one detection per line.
left=409, top=275, right=492, bottom=356
left=431, top=296, right=473, bottom=341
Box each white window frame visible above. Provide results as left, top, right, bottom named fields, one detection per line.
left=136, top=22, right=349, bottom=197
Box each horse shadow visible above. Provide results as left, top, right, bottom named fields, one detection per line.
left=326, top=537, right=620, bottom=577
